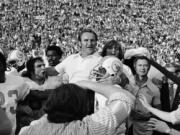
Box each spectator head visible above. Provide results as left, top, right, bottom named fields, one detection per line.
left=45, top=46, right=63, bottom=67
left=0, top=52, right=6, bottom=83
left=101, top=40, right=124, bottom=60
left=165, top=63, right=180, bottom=84
left=78, top=29, right=98, bottom=57
left=25, top=57, right=46, bottom=80
left=44, top=83, right=88, bottom=123
left=133, top=56, right=150, bottom=77
left=165, top=63, right=176, bottom=73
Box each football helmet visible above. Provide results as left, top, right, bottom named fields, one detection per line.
left=7, top=50, right=25, bottom=67
left=89, top=56, right=123, bottom=83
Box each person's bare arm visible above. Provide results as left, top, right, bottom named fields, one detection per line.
left=139, top=94, right=171, bottom=122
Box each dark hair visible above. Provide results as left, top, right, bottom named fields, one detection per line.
left=78, top=29, right=98, bottom=42
left=45, top=46, right=63, bottom=58
left=0, top=52, right=6, bottom=71
left=133, top=56, right=151, bottom=72
left=44, top=83, right=88, bottom=123
left=101, top=40, right=124, bottom=60
left=23, top=57, right=43, bottom=78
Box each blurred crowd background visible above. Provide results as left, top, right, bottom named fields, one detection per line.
left=0, top=0, right=180, bottom=65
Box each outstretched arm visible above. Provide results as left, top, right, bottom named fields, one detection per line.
left=139, top=94, right=172, bottom=123
left=76, top=81, right=135, bottom=124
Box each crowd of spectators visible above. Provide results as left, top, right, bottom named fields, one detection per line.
left=1, top=1, right=180, bottom=135
left=0, top=0, right=180, bottom=64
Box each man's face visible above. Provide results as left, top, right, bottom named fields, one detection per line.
left=135, top=59, right=149, bottom=77
left=46, top=50, right=60, bottom=67
left=33, top=60, right=46, bottom=80
left=80, top=32, right=97, bottom=56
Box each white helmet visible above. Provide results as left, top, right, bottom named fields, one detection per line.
left=89, top=56, right=123, bottom=83
left=7, top=50, right=25, bottom=67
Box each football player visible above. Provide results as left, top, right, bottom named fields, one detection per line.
left=89, top=56, right=134, bottom=135
left=0, top=52, right=30, bottom=135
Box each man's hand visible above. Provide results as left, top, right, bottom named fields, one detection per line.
left=147, top=118, right=171, bottom=134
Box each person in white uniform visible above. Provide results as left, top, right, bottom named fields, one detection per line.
left=89, top=56, right=134, bottom=135
left=0, top=52, right=30, bottom=135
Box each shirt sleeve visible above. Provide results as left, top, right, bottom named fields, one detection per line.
left=108, top=92, right=134, bottom=114
left=83, top=107, right=118, bottom=135
left=83, top=92, right=134, bottom=135
left=55, top=56, right=69, bottom=73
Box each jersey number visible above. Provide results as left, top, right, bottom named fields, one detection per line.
left=0, top=90, right=18, bottom=114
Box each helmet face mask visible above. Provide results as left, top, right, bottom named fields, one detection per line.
left=89, top=56, right=123, bottom=84
left=8, top=59, right=18, bottom=68
left=89, top=65, right=110, bottom=81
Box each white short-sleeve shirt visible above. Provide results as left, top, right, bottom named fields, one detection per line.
left=55, top=53, right=102, bottom=83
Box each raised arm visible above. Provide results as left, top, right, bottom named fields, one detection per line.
left=76, top=81, right=135, bottom=124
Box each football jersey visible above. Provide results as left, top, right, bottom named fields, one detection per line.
left=0, top=74, right=30, bottom=135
